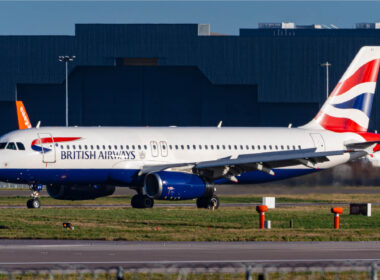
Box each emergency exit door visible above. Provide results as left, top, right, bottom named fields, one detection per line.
left=310, top=133, right=326, bottom=152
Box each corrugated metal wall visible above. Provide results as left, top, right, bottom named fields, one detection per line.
left=0, top=24, right=380, bottom=134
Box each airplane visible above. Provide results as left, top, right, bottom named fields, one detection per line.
left=1, top=46, right=380, bottom=209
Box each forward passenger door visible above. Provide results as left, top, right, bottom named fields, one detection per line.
left=38, top=133, right=56, bottom=163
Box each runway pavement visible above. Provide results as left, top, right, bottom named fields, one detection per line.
left=0, top=240, right=379, bottom=270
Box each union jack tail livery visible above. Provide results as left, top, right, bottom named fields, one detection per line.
left=305, top=46, right=380, bottom=132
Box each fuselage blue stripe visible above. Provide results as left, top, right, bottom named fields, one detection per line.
left=0, top=168, right=318, bottom=186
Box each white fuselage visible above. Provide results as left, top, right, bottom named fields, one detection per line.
left=0, top=126, right=364, bottom=186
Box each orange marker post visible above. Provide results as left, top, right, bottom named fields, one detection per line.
left=256, top=205, right=268, bottom=229
left=331, top=207, right=343, bottom=229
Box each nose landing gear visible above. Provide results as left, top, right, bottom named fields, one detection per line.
left=27, top=184, right=43, bottom=209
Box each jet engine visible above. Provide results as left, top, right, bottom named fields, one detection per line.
left=144, top=171, right=213, bottom=200
left=46, top=184, right=115, bottom=200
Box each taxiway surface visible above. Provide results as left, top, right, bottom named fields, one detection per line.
left=0, top=240, right=379, bottom=270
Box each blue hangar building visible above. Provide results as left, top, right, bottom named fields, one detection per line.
left=1, top=23, right=380, bottom=135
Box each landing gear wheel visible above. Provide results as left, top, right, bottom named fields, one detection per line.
left=196, top=197, right=207, bottom=208
left=142, top=195, right=154, bottom=208
left=208, top=195, right=219, bottom=210
left=196, top=195, right=219, bottom=209
left=26, top=199, right=40, bottom=209
left=131, top=194, right=140, bottom=208
left=131, top=195, right=154, bottom=209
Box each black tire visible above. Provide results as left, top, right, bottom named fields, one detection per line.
left=131, top=194, right=142, bottom=208
left=142, top=195, right=154, bottom=208
left=196, top=195, right=220, bottom=209
left=196, top=197, right=207, bottom=208
left=27, top=199, right=40, bottom=209
left=208, top=195, right=220, bottom=209
left=26, top=199, right=33, bottom=209
left=131, top=195, right=154, bottom=209
left=32, top=199, right=40, bottom=209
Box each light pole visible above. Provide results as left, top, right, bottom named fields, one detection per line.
left=321, top=61, right=331, bottom=99
left=58, top=55, right=76, bottom=127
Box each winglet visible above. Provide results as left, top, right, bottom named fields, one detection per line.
left=16, top=101, right=32, bottom=129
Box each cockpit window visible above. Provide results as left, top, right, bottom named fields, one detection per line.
left=16, top=142, right=25, bottom=150
left=6, top=142, right=17, bottom=150
left=0, top=143, right=6, bottom=149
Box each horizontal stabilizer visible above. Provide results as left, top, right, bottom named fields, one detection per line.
left=345, top=140, right=380, bottom=150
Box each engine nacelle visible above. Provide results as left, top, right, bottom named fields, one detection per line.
left=46, top=184, right=115, bottom=200
left=144, top=171, right=213, bottom=200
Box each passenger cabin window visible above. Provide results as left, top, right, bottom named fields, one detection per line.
left=0, top=143, right=6, bottom=149
left=16, top=142, right=25, bottom=150
left=6, top=142, right=17, bottom=150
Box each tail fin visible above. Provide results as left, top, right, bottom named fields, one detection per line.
left=304, top=46, right=380, bottom=132
left=16, top=101, right=32, bottom=129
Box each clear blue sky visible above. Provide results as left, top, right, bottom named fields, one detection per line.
left=0, top=1, right=379, bottom=35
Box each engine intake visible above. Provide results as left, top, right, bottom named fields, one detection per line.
left=47, top=184, right=115, bottom=200
left=144, top=171, right=213, bottom=200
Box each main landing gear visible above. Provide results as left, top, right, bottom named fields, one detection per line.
left=196, top=195, right=220, bottom=209
left=27, top=184, right=43, bottom=209
left=131, top=193, right=154, bottom=209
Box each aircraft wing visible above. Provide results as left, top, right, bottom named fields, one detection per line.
left=195, top=148, right=343, bottom=169
left=138, top=148, right=346, bottom=179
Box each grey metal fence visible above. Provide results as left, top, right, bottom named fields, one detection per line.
left=0, top=261, right=378, bottom=279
